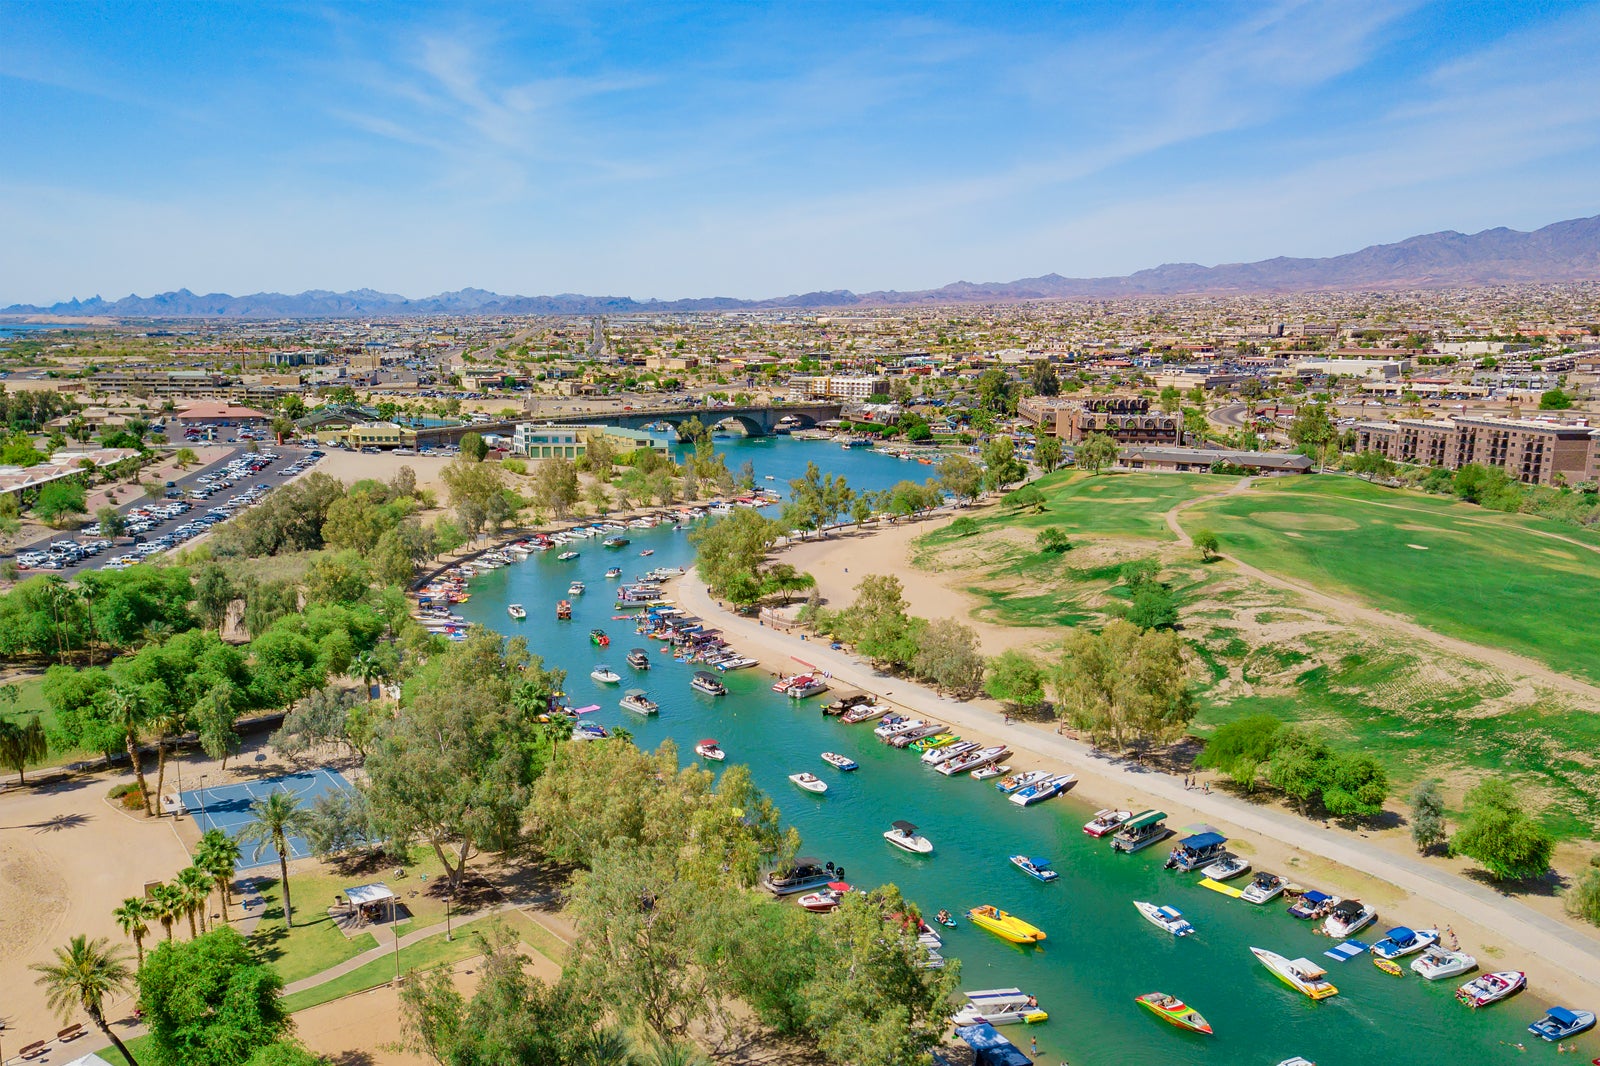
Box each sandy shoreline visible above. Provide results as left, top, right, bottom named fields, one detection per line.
left=673, top=571, right=1600, bottom=1007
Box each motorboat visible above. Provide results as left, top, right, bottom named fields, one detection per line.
left=1084, top=809, right=1132, bottom=838
left=875, top=717, right=922, bottom=740
left=1200, top=855, right=1250, bottom=881
left=1528, top=1006, right=1596, bottom=1041
left=1009, top=855, right=1059, bottom=883
left=590, top=628, right=610, bottom=646
left=1322, top=900, right=1377, bottom=938
left=966, top=905, right=1046, bottom=944
left=1250, top=947, right=1338, bottom=1000
left=1135, top=992, right=1212, bottom=1035
left=922, top=740, right=977, bottom=766
left=1111, top=810, right=1170, bottom=853
left=1370, top=927, right=1439, bottom=960
left=762, top=857, right=844, bottom=896
left=567, top=581, right=585, bottom=596
left=626, top=648, right=651, bottom=670
left=1456, top=970, right=1525, bottom=1008
left=823, top=693, right=872, bottom=716
left=911, top=732, right=959, bottom=752
left=786, top=676, right=830, bottom=700
left=619, top=689, right=659, bottom=715
left=1240, top=873, right=1287, bottom=904
left=790, top=772, right=828, bottom=794
left=713, top=655, right=758, bottom=671
left=890, top=723, right=948, bottom=748
left=940, top=745, right=1009, bottom=777
left=556, top=600, right=572, bottom=620
left=602, top=536, right=629, bottom=548
left=995, top=769, right=1051, bottom=795
left=797, top=882, right=852, bottom=913
left=1165, top=832, right=1228, bottom=872
left=1276, top=1060, right=1316, bottom=1066
left=970, top=763, right=1009, bottom=781
left=639, top=548, right=654, bottom=556
left=1008, top=772, right=1074, bottom=804
left=557, top=550, right=579, bottom=560
left=1134, top=901, right=1195, bottom=937
left=605, top=567, right=623, bottom=579
left=694, top=739, right=726, bottom=762
left=821, top=752, right=859, bottom=771
left=571, top=722, right=611, bottom=741
left=590, top=666, right=622, bottom=684
left=840, top=703, right=888, bottom=724
left=1287, top=890, right=1336, bottom=920
left=949, top=988, right=1047, bottom=1027
left=691, top=671, right=727, bottom=696
left=507, top=604, right=526, bottom=620
left=1411, top=946, right=1477, bottom=980
left=883, top=820, right=933, bottom=854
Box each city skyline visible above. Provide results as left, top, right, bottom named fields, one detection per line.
left=4, top=1, right=1599, bottom=303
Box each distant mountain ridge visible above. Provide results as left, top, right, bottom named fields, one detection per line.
left=7, top=214, right=1599, bottom=318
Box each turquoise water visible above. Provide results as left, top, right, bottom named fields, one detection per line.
left=454, top=437, right=1573, bottom=1066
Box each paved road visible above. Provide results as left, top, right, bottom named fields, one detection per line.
left=1208, top=402, right=1251, bottom=428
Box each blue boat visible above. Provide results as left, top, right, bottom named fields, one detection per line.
left=1288, top=889, right=1334, bottom=919
left=1528, top=1006, right=1596, bottom=1041
left=1164, top=831, right=1228, bottom=872
left=1371, top=926, right=1439, bottom=960
left=1009, top=855, right=1059, bottom=882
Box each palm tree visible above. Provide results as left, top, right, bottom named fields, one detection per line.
left=150, top=882, right=183, bottom=942
left=572, top=1029, right=636, bottom=1066
left=195, top=829, right=242, bottom=917
left=110, top=897, right=152, bottom=969
left=237, top=789, right=312, bottom=927
left=147, top=704, right=182, bottom=818
left=177, top=865, right=213, bottom=936
left=31, top=935, right=140, bottom=1066
left=99, top=683, right=153, bottom=816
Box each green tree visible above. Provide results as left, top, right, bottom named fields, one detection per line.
left=1192, top=529, right=1220, bottom=562
left=1002, top=484, right=1046, bottom=513
left=1028, top=359, right=1059, bottom=397
left=236, top=790, right=313, bottom=926
left=0, top=712, right=48, bottom=784
left=980, top=437, right=1025, bottom=492
left=1036, top=527, right=1071, bottom=553
left=1052, top=620, right=1193, bottom=757
left=1074, top=432, right=1119, bottom=475
left=177, top=864, right=215, bottom=937
left=1538, top=388, right=1573, bottom=410
left=1408, top=778, right=1447, bottom=854
left=1321, top=752, right=1388, bottom=820
left=530, top=456, right=581, bottom=519
left=35, top=480, right=89, bottom=525
left=173, top=447, right=199, bottom=468
left=96, top=504, right=127, bottom=540
left=138, top=927, right=289, bottom=1066
left=688, top=507, right=783, bottom=601
left=1287, top=402, right=1337, bottom=470
left=1451, top=777, right=1554, bottom=881
left=1566, top=869, right=1600, bottom=928
left=1125, top=582, right=1178, bottom=629
left=31, top=934, right=141, bottom=1066
left=1158, top=385, right=1181, bottom=414
left=243, top=1043, right=331, bottom=1066
left=985, top=649, right=1045, bottom=710
left=195, top=829, right=243, bottom=916
left=840, top=574, right=921, bottom=668
left=784, top=461, right=854, bottom=538
left=911, top=617, right=986, bottom=696
left=977, top=368, right=1013, bottom=413
left=1348, top=450, right=1396, bottom=481
left=1194, top=714, right=1281, bottom=791
left=459, top=431, right=489, bottom=461
left=1033, top=434, right=1063, bottom=472
left=937, top=455, right=984, bottom=503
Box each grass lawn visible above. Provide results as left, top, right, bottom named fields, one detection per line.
left=1185, top=475, right=1600, bottom=682
left=92, top=1033, right=153, bottom=1066
left=279, top=920, right=524, bottom=1014
left=922, top=471, right=1235, bottom=546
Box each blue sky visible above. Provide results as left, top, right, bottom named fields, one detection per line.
left=3, top=1, right=1598, bottom=303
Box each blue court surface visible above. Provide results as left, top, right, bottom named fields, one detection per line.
left=180, top=768, right=356, bottom=869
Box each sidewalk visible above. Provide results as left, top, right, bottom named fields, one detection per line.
left=675, top=573, right=1600, bottom=994
left=280, top=903, right=520, bottom=994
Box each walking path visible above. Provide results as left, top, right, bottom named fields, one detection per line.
left=676, top=574, right=1600, bottom=993
left=279, top=903, right=521, bottom=995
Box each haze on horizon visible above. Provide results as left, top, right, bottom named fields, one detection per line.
left=3, top=0, right=1599, bottom=306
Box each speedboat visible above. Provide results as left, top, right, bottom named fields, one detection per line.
left=786, top=676, right=830, bottom=700
left=1322, top=900, right=1377, bottom=938
left=966, top=905, right=1046, bottom=944
left=1411, top=946, right=1477, bottom=980
left=1528, top=1006, right=1596, bottom=1041
left=619, top=689, right=659, bottom=715
left=605, top=567, right=623, bottom=579
left=694, top=739, right=726, bottom=762
left=821, top=752, right=859, bottom=771
left=1165, top=832, right=1228, bottom=872
left=1009, top=855, right=1059, bottom=883
left=762, top=857, right=844, bottom=896
left=557, top=550, right=579, bottom=560
left=590, top=628, right=610, bottom=646
left=507, top=604, right=526, bottom=620
left=626, top=648, right=651, bottom=670
left=883, top=820, right=933, bottom=854
left=790, top=772, right=828, bottom=794
left=1135, top=992, right=1212, bottom=1035
left=1200, top=855, right=1250, bottom=881
left=823, top=693, right=872, bottom=717
left=1134, top=901, right=1195, bottom=937
left=911, top=732, right=959, bottom=753
left=567, top=581, right=585, bottom=596
left=1276, top=1059, right=1316, bottom=1066
left=1241, top=873, right=1286, bottom=904
left=1370, top=927, right=1439, bottom=960
left=639, top=548, right=654, bottom=556
left=1287, top=890, right=1335, bottom=920
left=690, top=671, right=726, bottom=696
left=1111, top=810, right=1170, bottom=853
left=1008, top=772, right=1074, bottom=804
left=949, top=988, right=1047, bottom=1027
left=1251, top=947, right=1338, bottom=1000
left=602, top=536, right=629, bottom=548
left=570, top=722, right=611, bottom=741
left=940, top=745, right=1009, bottom=777
left=840, top=703, right=888, bottom=724
left=995, top=769, right=1051, bottom=795
left=1084, top=809, right=1132, bottom=837
left=590, top=666, right=622, bottom=684
left=922, top=740, right=977, bottom=766
left=797, top=882, right=851, bottom=913
left=970, top=763, right=1009, bottom=781
left=1456, top=970, right=1525, bottom=1008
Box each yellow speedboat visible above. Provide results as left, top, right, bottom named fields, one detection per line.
left=967, top=905, right=1047, bottom=944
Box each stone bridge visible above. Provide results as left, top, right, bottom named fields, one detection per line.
left=548, top=402, right=842, bottom=439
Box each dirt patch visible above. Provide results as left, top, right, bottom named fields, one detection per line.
left=0, top=838, right=69, bottom=967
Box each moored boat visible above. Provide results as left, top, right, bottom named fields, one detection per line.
left=619, top=689, right=659, bottom=715
left=590, top=666, right=622, bottom=684
left=797, top=882, right=852, bottom=912
left=571, top=722, right=610, bottom=741
left=966, top=904, right=1046, bottom=944
left=1135, top=992, right=1212, bottom=1035
left=1411, top=946, right=1477, bottom=980
left=762, top=857, right=844, bottom=896
left=1250, top=947, right=1338, bottom=1000
left=1200, top=855, right=1250, bottom=881
left=940, top=744, right=1009, bottom=777
left=1287, top=889, right=1335, bottom=920
left=557, top=550, right=579, bottom=560
left=694, top=738, right=726, bottom=761
left=823, top=693, right=871, bottom=716
left=1527, top=1006, right=1596, bottom=1041
left=840, top=702, right=888, bottom=724
left=790, top=772, right=828, bottom=794
left=1322, top=900, right=1378, bottom=938
left=821, top=751, right=859, bottom=771
left=922, top=740, right=976, bottom=766
left=787, top=676, right=830, bottom=699
left=1084, top=809, right=1132, bottom=837
left=507, top=603, right=526, bottom=619
left=1009, top=855, right=1058, bottom=882
left=1008, top=772, right=1074, bottom=804
left=1370, top=927, right=1439, bottom=960
left=1241, top=872, right=1286, bottom=904
left=995, top=769, right=1050, bottom=795
left=690, top=671, right=727, bottom=696
left=949, top=988, right=1047, bottom=1027
left=1111, top=810, right=1170, bottom=853
left=883, top=820, right=933, bottom=854
left=970, top=763, right=1009, bottom=781
left=1134, top=900, right=1195, bottom=937
left=1165, top=831, right=1228, bottom=872
left=1456, top=970, right=1525, bottom=1008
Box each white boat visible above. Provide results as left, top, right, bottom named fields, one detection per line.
left=797, top=884, right=850, bottom=913
left=571, top=722, right=610, bottom=741
left=1200, top=855, right=1251, bottom=881
left=940, top=745, right=1009, bottom=777
left=1083, top=809, right=1132, bottom=837
left=884, top=820, right=933, bottom=854
left=567, top=581, right=585, bottom=596
left=840, top=703, right=888, bottom=724
left=1009, top=855, right=1059, bottom=882
left=604, top=567, right=622, bottom=579
left=1276, top=1059, right=1316, bottom=1066
left=619, top=689, right=659, bottom=715
left=1240, top=872, right=1287, bottom=904
left=821, top=752, right=859, bottom=771
left=1457, top=970, right=1526, bottom=1008
left=557, top=551, right=579, bottom=560
left=1112, top=810, right=1171, bottom=853
left=590, top=666, right=622, bottom=684
left=1134, top=901, right=1195, bottom=937
left=1008, top=772, right=1075, bottom=804
left=970, top=763, right=1009, bottom=781
left=921, top=740, right=976, bottom=766
left=875, top=717, right=923, bottom=740
left=506, top=604, right=527, bottom=620
left=1322, top=900, right=1378, bottom=938
left=949, top=988, right=1047, bottom=1027
left=790, top=772, right=828, bottom=794
left=694, top=738, right=726, bottom=762
left=1411, top=946, right=1477, bottom=980
left=995, top=769, right=1051, bottom=795
left=1251, top=947, right=1338, bottom=1000
left=1370, top=926, right=1439, bottom=960
left=690, top=671, right=727, bottom=696
left=787, top=676, right=830, bottom=699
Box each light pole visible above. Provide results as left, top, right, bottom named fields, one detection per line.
left=392, top=895, right=401, bottom=984
left=445, top=890, right=452, bottom=942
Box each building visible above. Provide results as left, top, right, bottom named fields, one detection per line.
left=1286, top=358, right=1406, bottom=381
left=1354, top=415, right=1598, bottom=485
left=787, top=375, right=889, bottom=403
left=511, top=424, right=669, bottom=461
left=1118, top=446, right=1312, bottom=476
left=1151, top=367, right=1251, bottom=391
left=1019, top=396, right=1182, bottom=445
left=174, top=402, right=271, bottom=431
left=314, top=421, right=416, bottom=450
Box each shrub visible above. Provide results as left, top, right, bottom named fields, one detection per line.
left=1565, top=869, right=1600, bottom=927
left=1036, top=527, right=1071, bottom=553
left=948, top=516, right=981, bottom=538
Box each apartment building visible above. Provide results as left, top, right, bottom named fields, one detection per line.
left=786, top=375, right=889, bottom=402
left=1354, top=415, right=1598, bottom=485
left=1018, top=396, right=1182, bottom=445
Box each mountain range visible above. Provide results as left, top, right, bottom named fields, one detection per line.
left=6, top=214, right=1599, bottom=319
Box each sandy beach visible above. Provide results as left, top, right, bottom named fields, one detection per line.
left=674, top=570, right=1600, bottom=1007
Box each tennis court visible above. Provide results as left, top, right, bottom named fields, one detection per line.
left=181, top=768, right=356, bottom=869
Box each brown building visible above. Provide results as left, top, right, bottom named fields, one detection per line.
left=1120, top=446, right=1312, bottom=476
left=1018, top=396, right=1182, bottom=445
left=1354, top=415, right=1598, bottom=485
